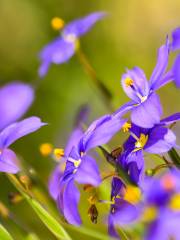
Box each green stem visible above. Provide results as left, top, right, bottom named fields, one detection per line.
left=76, top=47, right=114, bottom=111
left=168, top=148, right=180, bottom=168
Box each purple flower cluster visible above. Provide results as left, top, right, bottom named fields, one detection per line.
left=45, top=13, right=180, bottom=240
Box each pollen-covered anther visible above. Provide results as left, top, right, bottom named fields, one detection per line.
left=142, top=206, right=157, bottom=222
left=122, top=122, right=132, bottom=132
left=135, top=134, right=148, bottom=149
left=124, top=77, right=134, bottom=87
left=53, top=148, right=64, bottom=159
left=39, top=143, right=53, bottom=156
left=51, top=17, right=65, bottom=30
left=124, top=185, right=141, bottom=204
left=169, top=193, right=180, bottom=211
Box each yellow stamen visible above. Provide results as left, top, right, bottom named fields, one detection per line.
left=135, top=134, right=148, bottom=149
left=53, top=148, right=64, bottom=159
left=124, top=185, right=141, bottom=204
left=73, top=159, right=81, bottom=168
left=169, top=194, right=180, bottom=211
left=124, top=77, right=134, bottom=87
left=40, top=143, right=53, bottom=156
left=161, top=174, right=175, bottom=191
left=142, top=206, right=157, bottom=222
left=122, top=122, right=132, bottom=132
left=88, top=195, right=98, bottom=205
left=51, top=17, right=64, bottom=30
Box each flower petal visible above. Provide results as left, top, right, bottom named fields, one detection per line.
left=65, top=128, right=83, bottom=156
left=0, top=82, right=34, bottom=130
left=75, top=155, right=101, bottom=186
left=48, top=165, right=63, bottom=200
left=160, top=112, right=180, bottom=125
left=0, top=117, right=46, bottom=148
left=173, top=54, right=180, bottom=88
left=171, top=27, right=180, bottom=51
left=63, top=12, right=107, bottom=37
left=149, top=43, right=169, bottom=90
left=145, top=126, right=176, bottom=154
left=38, top=38, right=75, bottom=77
left=82, top=115, right=126, bottom=152
left=60, top=179, right=82, bottom=225
left=108, top=215, right=119, bottom=239
left=131, top=93, right=163, bottom=128
left=0, top=149, right=19, bottom=173
left=121, top=67, right=149, bottom=102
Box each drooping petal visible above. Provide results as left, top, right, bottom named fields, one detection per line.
left=121, top=67, right=149, bottom=102
left=48, top=165, right=64, bottom=200
left=63, top=12, right=107, bottom=38
left=150, top=70, right=174, bottom=91
left=144, top=126, right=176, bottom=154
left=61, top=179, right=82, bottom=225
left=0, top=117, right=46, bottom=148
left=38, top=37, right=75, bottom=77
left=75, top=155, right=101, bottom=186
left=131, top=93, right=163, bottom=128
left=82, top=115, right=126, bottom=152
left=113, top=101, right=135, bottom=118
left=0, top=149, right=19, bottom=173
left=171, top=27, right=180, bottom=51
left=173, top=54, right=180, bottom=88
left=160, top=112, right=180, bottom=125
left=0, top=82, right=34, bottom=130
left=149, top=43, right=169, bottom=90
left=108, top=214, right=119, bottom=239
left=111, top=199, right=139, bottom=225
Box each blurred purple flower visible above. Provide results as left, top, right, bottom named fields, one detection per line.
left=0, top=82, right=34, bottom=130
left=0, top=117, right=46, bottom=174
left=38, top=12, right=107, bottom=77
left=141, top=170, right=180, bottom=240
left=57, top=114, right=126, bottom=225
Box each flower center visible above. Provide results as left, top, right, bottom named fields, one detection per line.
left=51, top=17, right=65, bottom=30
left=123, top=185, right=141, bottom=204
left=169, top=194, right=180, bottom=211
left=134, top=133, right=148, bottom=150
left=68, top=157, right=81, bottom=168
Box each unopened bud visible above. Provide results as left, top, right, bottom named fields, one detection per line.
left=88, top=204, right=98, bottom=224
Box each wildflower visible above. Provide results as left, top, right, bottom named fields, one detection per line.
left=115, top=36, right=176, bottom=128
left=0, top=82, right=34, bottom=130
left=48, top=105, right=89, bottom=200
left=57, top=114, right=126, bottom=225
left=38, top=12, right=107, bottom=77
left=141, top=171, right=180, bottom=240
left=0, top=117, right=46, bottom=173
left=108, top=177, right=141, bottom=238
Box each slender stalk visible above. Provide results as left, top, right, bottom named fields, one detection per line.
left=76, top=47, right=114, bottom=111
left=168, top=148, right=180, bottom=168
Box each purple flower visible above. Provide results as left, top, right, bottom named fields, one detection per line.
left=0, top=82, right=34, bottom=130
left=141, top=171, right=180, bottom=240
left=38, top=12, right=107, bottom=77
left=120, top=113, right=180, bottom=178
left=57, top=114, right=126, bottom=225
left=48, top=105, right=89, bottom=200
left=0, top=117, right=46, bottom=174
left=108, top=177, right=141, bottom=238
left=115, top=38, right=175, bottom=128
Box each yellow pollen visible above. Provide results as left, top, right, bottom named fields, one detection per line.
left=53, top=148, right=64, bottom=159
left=135, top=134, right=148, bottom=149
left=74, top=159, right=81, bottom=168
left=51, top=17, right=65, bottom=30
left=142, top=206, right=157, bottom=222
left=124, top=77, right=134, bottom=87
left=161, top=175, right=175, bottom=191
left=124, top=185, right=141, bottom=204
left=39, top=143, right=53, bottom=156
left=169, top=194, right=180, bottom=211
left=88, top=195, right=98, bottom=205
left=122, top=122, right=132, bottom=132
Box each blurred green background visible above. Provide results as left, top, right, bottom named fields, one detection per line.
left=0, top=0, right=180, bottom=239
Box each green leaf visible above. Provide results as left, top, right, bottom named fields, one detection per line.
left=7, top=174, right=71, bottom=240
left=25, top=233, right=40, bottom=240
left=0, top=224, right=13, bottom=240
